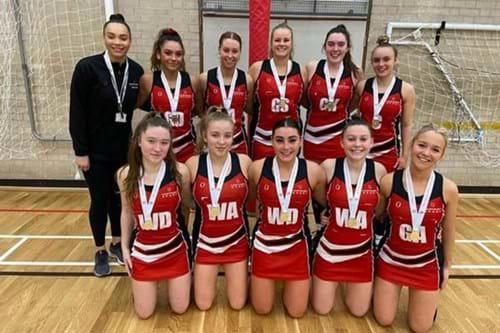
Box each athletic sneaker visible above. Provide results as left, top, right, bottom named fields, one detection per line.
left=109, top=242, right=124, bottom=265
left=94, top=250, right=111, bottom=277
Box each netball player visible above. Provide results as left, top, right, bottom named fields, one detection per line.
left=374, top=124, right=458, bottom=333
left=199, top=32, right=253, bottom=154
left=69, top=14, right=144, bottom=276
left=248, top=118, right=326, bottom=318
left=248, top=22, right=307, bottom=160
left=117, top=113, right=192, bottom=318
left=137, top=28, right=199, bottom=163
left=354, top=35, right=416, bottom=172
left=304, top=24, right=363, bottom=163
left=185, top=107, right=252, bottom=310
left=312, top=119, right=386, bottom=316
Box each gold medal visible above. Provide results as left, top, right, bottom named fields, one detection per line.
left=279, top=211, right=290, bottom=223
left=279, top=98, right=287, bottom=109
left=372, top=119, right=381, bottom=129
left=327, top=100, right=335, bottom=112
left=143, top=219, right=153, bottom=230
left=347, top=217, right=358, bottom=229
left=409, top=229, right=420, bottom=242
left=208, top=205, right=220, bottom=220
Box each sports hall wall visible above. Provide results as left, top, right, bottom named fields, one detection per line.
left=1, top=0, right=499, bottom=187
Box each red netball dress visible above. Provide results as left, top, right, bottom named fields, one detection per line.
left=313, top=158, right=379, bottom=282
left=150, top=70, right=196, bottom=163
left=131, top=168, right=191, bottom=281
left=376, top=169, right=446, bottom=291
left=205, top=67, right=249, bottom=154
left=250, top=59, right=304, bottom=160
left=251, top=157, right=312, bottom=280
left=304, top=60, right=354, bottom=162
left=192, top=152, right=249, bottom=264
left=359, top=77, right=403, bottom=172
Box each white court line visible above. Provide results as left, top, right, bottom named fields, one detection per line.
left=0, top=261, right=121, bottom=266
left=0, top=237, right=28, bottom=261
left=456, top=240, right=500, bottom=244
left=477, top=243, right=500, bottom=262
left=452, top=265, right=500, bottom=269
left=0, top=235, right=110, bottom=240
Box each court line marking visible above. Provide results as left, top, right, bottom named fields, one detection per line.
left=0, top=237, right=28, bottom=261
left=477, top=243, right=500, bottom=262
left=0, top=261, right=121, bottom=266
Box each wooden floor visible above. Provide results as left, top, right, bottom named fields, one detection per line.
left=0, top=188, right=499, bottom=333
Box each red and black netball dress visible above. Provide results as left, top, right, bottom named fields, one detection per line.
left=150, top=70, right=196, bottom=163
left=313, top=158, right=379, bottom=282
left=250, top=59, right=304, bottom=160
left=376, top=169, right=446, bottom=291
left=131, top=168, right=191, bottom=281
left=304, top=60, right=354, bottom=162
left=359, top=77, right=403, bottom=172
left=251, top=157, right=312, bottom=280
left=192, top=152, right=249, bottom=264
left=205, top=67, right=249, bottom=154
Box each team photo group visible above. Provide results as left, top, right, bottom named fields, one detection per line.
left=69, top=14, right=459, bottom=333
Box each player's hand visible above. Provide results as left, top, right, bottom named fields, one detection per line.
left=75, top=155, right=90, bottom=172
left=441, top=266, right=451, bottom=289
left=122, top=248, right=133, bottom=277
left=320, top=209, right=331, bottom=226
left=396, top=156, right=408, bottom=170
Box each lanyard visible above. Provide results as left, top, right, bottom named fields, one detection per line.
left=372, top=75, right=396, bottom=121
left=343, top=159, right=366, bottom=219
left=269, top=58, right=292, bottom=100
left=103, top=51, right=129, bottom=114
left=160, top=71, right=182, bottom=112
left=216, top=66, right=238, bottom=111
left=404, top=168, right=435, bottom=231
left=324, top=61, right=344, bottom=102
left=138, top=161, right=166, bottom=225
left=272, top=157, right=299, bottom=213
left=206, top=153, right=232, bottom=207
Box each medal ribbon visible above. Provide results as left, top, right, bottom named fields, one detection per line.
left=343, top=159, right=366, bottom=219
left=138, top=161, right=166, bottom=223
left=206, top=153, right=232, bottom=207
left=103, top=50, right=129, bottom=114
left=160, top=71, right=182, bottom=112
left=216, top=66, right=238, bottom=111
left=323, top=61, right=344, bottom=102
left=372, top=75, right=396, bottom=122
left=272, top=157, right=299, bottom=214
left=269, top=58, right=292, bottom=100
left=404, top=168, right=435, bottom=231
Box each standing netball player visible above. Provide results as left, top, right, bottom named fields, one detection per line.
left=199, top=32, right=253, bottom=154
left=117, top=113, right=192, bottom=318
left=248, top=118, right=326, bottom=318
left=248, top=22, right=307, bottom=160
left=355, top=35, right=416, bottom=172
left=374, top=124, right=458, bottom=333
left=304, top=24, right=363, bottom=163
left=312, top=119, right=386, bottom=316
left=137, top=28, right=199, bottom=163
left=69, top=14, right=144, bottom=277
left=186, top=107, right=252, bottom=310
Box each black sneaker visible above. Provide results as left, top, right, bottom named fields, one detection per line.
left=94, top=250, right=111, bottom=277
left=109, top=242, right=124, bottom=265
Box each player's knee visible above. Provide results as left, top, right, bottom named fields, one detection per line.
left=195, top=296, right=214, bottom=311
left=228, top=295, right=246, bottom=310
left=284, top=304, right=307, bottom=318
left=345, top=300, right=370, bottom=318
left=253, top=303, right=273, bottom=315
left=374, top=309, right=395, bottom=327
left=135, top=307, right=154, bottom=320
left=312, top=299, right=333, bottom=315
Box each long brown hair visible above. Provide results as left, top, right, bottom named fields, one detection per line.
left=120, top=112, right=181, bottom=204
left=150, top=28, right=186, bottom=71
left=322, top=24, right=361, bottom=79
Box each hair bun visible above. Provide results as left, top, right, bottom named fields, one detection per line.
left=162, top=28, right=179, bottom=37
left=335, top=24, right=347, bottom=31
left=109, top=13, right=125, bottom=23
left=376, top=35, right=390, bottom=46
